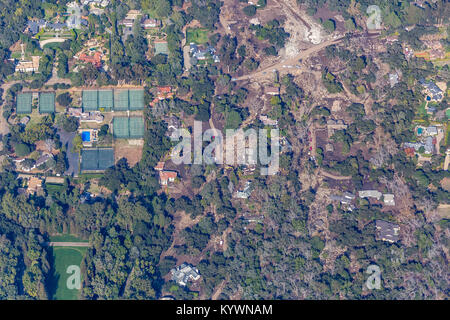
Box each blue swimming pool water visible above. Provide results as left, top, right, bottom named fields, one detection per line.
left=82, top=131, right=91, bottom=142
left=417, top=128, right=423, bottom=135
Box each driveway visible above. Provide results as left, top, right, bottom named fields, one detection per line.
left=57, top=128, right=79, bottom=177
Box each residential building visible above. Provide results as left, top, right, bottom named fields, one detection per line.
left=189, top=43, right=220, bottom=63
left=69, top=108, right=104, bottom=123
left=25, top=19, right=46, bottom=35
left=142, top=18, right=161, bottom=29
left=358, top=190, right=382, bottom=200
left=259, top=115, right=278, bottom=126
left=425, top=126, right=438, bottom=136
left=327, top=119, right=347, bottom=137
left=27, top=176, right=42, bottom=194
left=170, top=263, right=201, bottom=286
left=234, top=181, right=252, bottom=199
left=265, top=86, right=280, bottom=96
left=78, top=52, right=103, bottom=68
left=159, top=170, right=177, bottom=185
left=154, top=162, right=165, bottom=171
left=15, top=56, right=40, bottom=73
left=419, top=78, right=443, bottom=101
left=389, top=72, right=399, bottom=87
left=383, top=194, right=395, bottom=206
left=157, top=86, right=174, bottom=100
left=375, top=220, right=400, bottom=243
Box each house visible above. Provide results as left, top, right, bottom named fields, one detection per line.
left=327, top=119, right=347, bottom=137
left=425, top=126, right=438, bottom=136
left=419, top=78, right=443, bottom=101
left=141, top=18, right=161, bottom=29
left=119, top=11, right=160, bottom=30
left=375, top=220, right=400, bottom=243
left=124, top=10, right=142, bottom=20
left=330, top=192, right=355, bottom=205
left=21, top=153, right=53, bottom=172
left=25, top=19, right=46, bottom=35
left=78, top=52, right=103, bottom=68
left=66, top=2, right=82, bottom=29
left=154, top=162, right=165, bottom=171
left=170, top=263, right=201, bottom=286
left=15, top=56, right=40, bottom=73
left=234, top=181, right=252, bottom=199
left=120, top=19, right=134, bottom=28
left=404, top=142, right=424, bottom=152
left=389, top=73, right=399, bottom=87
left=47, top=22, right=67, bottom=31
left=159, top=170, right=177, bottom=185
left=280, top=136, right=292, bottom=153
left=157, top=86, right=174, bottom=100
left=81, top=0, right=110, bottom=7
left=325, top=143, right=334, bottom=152
left=35, top=153, right=53, bottom=169
left=358, top=190, right=382, bottom=200
left=259, top=115, right=278, bottom=126
left=69, top=108, right=104, bottom=123
left=424, top=136, right=434, bottom=154
left=265, top=86, right=280, bottom=96
left=20, top=116, right=30, bottom=126
left=80, top=192, right=92, bottom=203
left=245, top=215, right=265, bottom=223
left=404, top=147, right=416, bottom=157
left=164, top=116, right=180, bottom=137
left=383, top=194, right=395, bottom=206
left=189, top=43, right=220, bottom=63
left=27, top=176, right=43, bottom=194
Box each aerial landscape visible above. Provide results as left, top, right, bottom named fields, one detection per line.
left=0, top=0, right=448, bottom=303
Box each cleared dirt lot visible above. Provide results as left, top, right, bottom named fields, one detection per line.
left=114, top=139, right=143, bottom=167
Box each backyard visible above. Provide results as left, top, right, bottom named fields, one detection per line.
left=186, top=28, right=209, bottom=44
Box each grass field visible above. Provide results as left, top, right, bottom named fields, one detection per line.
left=45, top=183, right=64, bottom=195
left=48, top=246, right=87, bottom=300
left=186, top=28, right=209, bottom=44
left=50, top=234, right=88, bottom=242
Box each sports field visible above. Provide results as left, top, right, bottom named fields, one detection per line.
left=16, top=93, right=32, bottom=114
left=39, top=92, right=55, bottom=114
left=49, top=246, right=87, bottom=300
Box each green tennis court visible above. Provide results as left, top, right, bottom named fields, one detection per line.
left=81, top=148, right=114, bottom=171
left=129, top=89, right=144, bottom=110
left=97, top=148, right=115, bottom=170
left=82, top=90, right=98, bottom=112
left=98, top=90, right=113, bottom=112
left=16, top=93, right=32, bottom=114
left=114, top=89, right=129, bottom=111
left=154, top=41, right=169, bottom=55
left=39, top=92, right=55, bottom=113
left=129, top=117, right=145, bottom=138
left=113, top=117, right=129, bottom=138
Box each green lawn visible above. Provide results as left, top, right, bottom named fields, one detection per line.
left=45, top=183, right=64, bottom=195
left=48, top=246, right=87, bottom=300
left=49, top=234, right=88, bottom=242
left=186, top=28, right=209, bottom=44
left=417, top=101, right=427, bottom=117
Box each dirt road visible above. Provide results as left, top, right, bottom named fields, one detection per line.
left=233, top=36, right=345, bottom=81
left=47, top=242, right=91, bottom=247
left=321, top=170, right=352, bottom=180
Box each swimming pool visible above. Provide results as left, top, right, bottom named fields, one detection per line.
left=417, top=128, right=423, bottom=135
left=82, top=131, right=91, bottom=142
